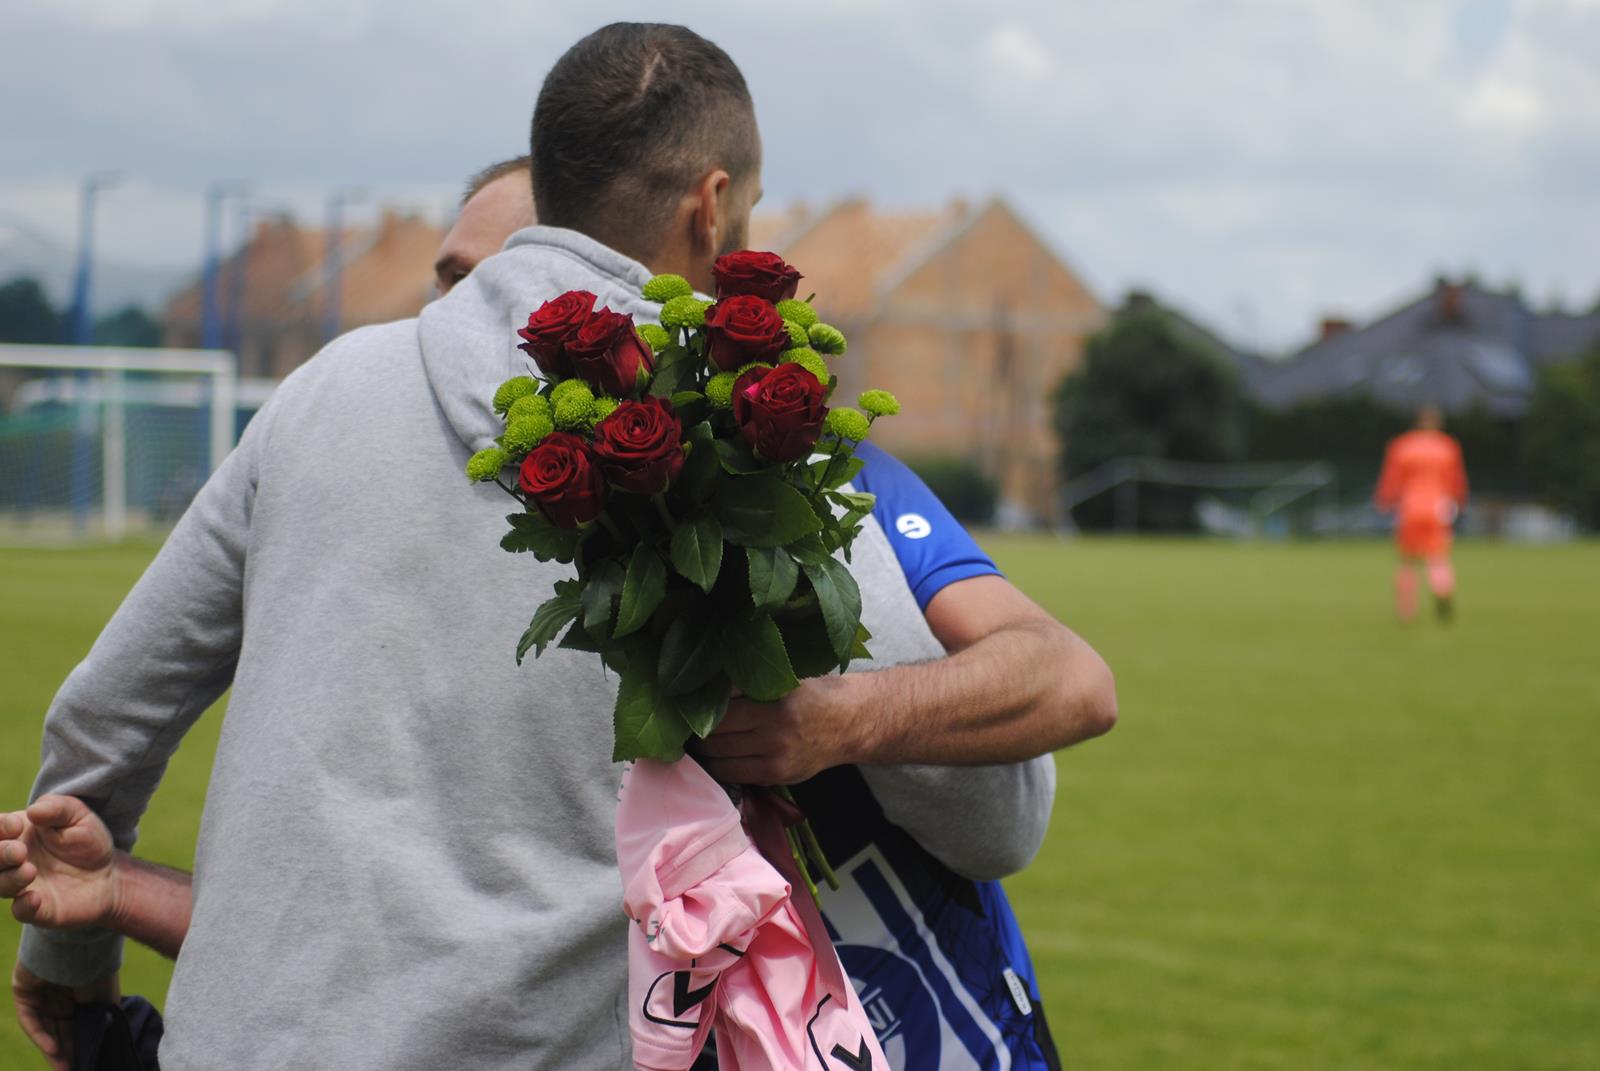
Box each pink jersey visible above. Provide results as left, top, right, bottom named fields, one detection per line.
left=617, top=757, right=889, bottom=1071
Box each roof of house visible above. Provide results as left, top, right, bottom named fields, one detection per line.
left=1253, top=280, right=1600, bottom=417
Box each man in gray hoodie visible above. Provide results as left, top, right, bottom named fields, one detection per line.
left=11, top=22, right=1114, bottom=1071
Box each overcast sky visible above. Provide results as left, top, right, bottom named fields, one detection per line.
left=2, top=0, right=1596, bottom=351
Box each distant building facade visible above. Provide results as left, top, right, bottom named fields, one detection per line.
left=1255, top=279, right=1600, bottom=417
left=751, top=197, right=1104, bottom=524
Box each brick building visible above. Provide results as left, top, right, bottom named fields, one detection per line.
left=166, top=196, right=1102, bottom=522
left=751, top=197, right=1104, bottom=524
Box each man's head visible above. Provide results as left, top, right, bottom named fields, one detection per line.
left=434, top=155, right=536, bottom=293
left=530, top=23, right=761, bottom=292
left=1417, top=404, right=1444, bottom=431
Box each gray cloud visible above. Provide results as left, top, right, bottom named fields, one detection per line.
left=2, top=0, right=1596, bottom=348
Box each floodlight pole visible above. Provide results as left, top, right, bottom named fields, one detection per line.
left=322, top=188, right=368, bottom=343
left=66, top=172, right=119, bottom=534
left=200, top=181, right=247, bottom=351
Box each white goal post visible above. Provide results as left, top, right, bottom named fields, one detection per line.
left=0, top=343, right=238, bottom=542
left=1056, top=456, right=1339, bottom=536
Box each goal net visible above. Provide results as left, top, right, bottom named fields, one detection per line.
left=0, top=344, right=240, bottom=544
left=1055, top=457, right=1342, bottom=537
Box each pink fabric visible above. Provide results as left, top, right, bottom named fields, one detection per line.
left=1426, top=558, right=1456, bottom=598
left=618, top=758, right=888, bottom=1071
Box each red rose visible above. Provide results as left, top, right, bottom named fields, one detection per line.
left=712, top=251, right=802, bottom=303
left=592, top=397, right=685, bottom=494
left=703, top=295, right=793, bottom=372
left=732, top=363, right=828, bottom=462
left=518, top=432, right=608, bottom=528
left=517, top=290, right=596, bottom=380
left=565, top=307, right=655, bottom=396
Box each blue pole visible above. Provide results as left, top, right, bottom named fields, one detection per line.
left=323, top=195, right=344, bottom=343
left=224, top=201, right=252, bottom=358
left=67, top=174, right=116, bottom=533
left=200, top=185, right=226, bottom=350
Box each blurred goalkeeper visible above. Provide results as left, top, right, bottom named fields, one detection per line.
left=1375, top=405, right=1468, bottom=623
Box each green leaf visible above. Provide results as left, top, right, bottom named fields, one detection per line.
left=674, top=675, right=732, bottom=738
left=713, top=475, right=823, bottom=547
left=851, top=622, right=873, bottom=662
left=581, top=560, right=624, bottom=640
left=500, top=511, right=581, bottom=562
left=647, top=347, right=697, bottom=398
left=828, top=490, right=877, bottom=515
left=516, top=587, right=582, bottom=664
left=808, top=456, right=865, bottom=490
left=722, top=613, right=800, bottom=701
left=657, top=611, right=725, bottom=696
left=801, top=555, right=863, bottom=668
left=773, top=609, right=840, bottom=680
left=713, top=437, right=766, bottom=475
left=612, top=663, right=692, bottom=762
left=556, top=623, right=602, bottom=653
left=615, top=544, right=668, bottom=637
left=670, top=513, right=724, bottom=593
left=786, top=534, right=834, bottom=566
left=678, top=422, right=721, bottom=503
left=746, top=545, right=799, bottom=610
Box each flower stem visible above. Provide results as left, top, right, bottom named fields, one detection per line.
left=651, top=494, right=677, bottom=532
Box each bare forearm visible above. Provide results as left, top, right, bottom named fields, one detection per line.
left=842, top=619, right=1116, bottom=767
left=108, top=854, right=191, bottom=959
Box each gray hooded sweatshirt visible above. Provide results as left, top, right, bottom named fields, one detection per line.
left=22, top=226, right=1054, bottom=1071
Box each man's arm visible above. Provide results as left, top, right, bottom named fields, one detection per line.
left=699, top=575, right=1114, bottom=779
left=2, top=798, right=191, bottom=960
left=17, top=393, right=274, bottom=988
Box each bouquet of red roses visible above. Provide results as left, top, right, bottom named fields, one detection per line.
left=465, top=251, right=900, bottom=768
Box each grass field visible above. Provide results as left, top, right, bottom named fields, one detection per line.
left=2, top=537, right=1597, bottom=1069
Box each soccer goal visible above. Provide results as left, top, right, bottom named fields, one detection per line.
left=1055, top=457, right=1341, bottom=537
left=0, top=344, right=239, bottom=544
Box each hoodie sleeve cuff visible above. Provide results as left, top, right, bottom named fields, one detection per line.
left=18, top=924, right=124, bottom=987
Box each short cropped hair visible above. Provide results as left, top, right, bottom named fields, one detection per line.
left=530, top=23, right=758, bottom=253
left=461, top=155, right=532, bottom=208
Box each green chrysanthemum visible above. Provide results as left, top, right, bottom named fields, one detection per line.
left=775, top=299, right=818, bottom=329
left=465, top=446, right=508, bottom=482
left=492, top=376, right=538, bottom=416
left=782, top=319, right=809, bottom=346
left=808, top=323, right=847, bottom=355
left=554, top=396, right=595, bottom=431
left=660, top=295, right=711, bottom=331
left=735, top=361, right=774, bottom=379
left=705, top=371, right=738, bottom=409
left=642, top=274, right=694, bottom=303
left=858, top=389, right=901, bottom=418
left=503, top=413, right=554, bottom=453
left=550, top=378, right=593, bottom=406
left=638, top=323, right=672, bottom=351
left=781, top=346, right=830, bottom=384
left=825, top=407, right=871, bottom=442
left=506, top=393, right=552, bottom=424
left=589, top=396, right=620, bottom=426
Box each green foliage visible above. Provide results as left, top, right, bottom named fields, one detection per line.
left=500, top=512, right=580, bottom=561
left=1053, top=304, right=1241, bottom=530
left=0, top=276, right=62, bottom=343
left=904, top=456, right=999, bottom=524
left=721, top=613, right=800, bottom=701
left=670, top=513, right=724, bottom=593
left=516, top=581, right=582, bottom=664
left=612, top=663, right=692, bottom=762
left=614, top=545, right=666, bottom=637
left=1524, top=344, right=1600, bottom=528
left=799, top=556, right=862, bottom=668
left=713, top=475, right=823, bottom=546
left=746, top=545, right=799, bottom=610
left=93, top=305, right=161, bottom=347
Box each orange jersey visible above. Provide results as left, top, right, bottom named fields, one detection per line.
left=1376, top=429, right=1468, bottom=556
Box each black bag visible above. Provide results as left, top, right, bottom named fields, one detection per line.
left=72, top=997, right=164, bottom=1071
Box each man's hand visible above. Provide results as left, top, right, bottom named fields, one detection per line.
left=11, top=961, right=120, bottom=1071
left=696, top=676, right=860, bottom=785
left=0, top=796, right=117, bottom=930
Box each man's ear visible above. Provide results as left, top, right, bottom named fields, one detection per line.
left=690, top=168, right=732, bottom=258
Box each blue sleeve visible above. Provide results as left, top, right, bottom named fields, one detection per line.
left=851, top=442, right=1001, bottom=611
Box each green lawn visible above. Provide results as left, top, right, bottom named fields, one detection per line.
left=2, top=538, right=1597, bottom=1069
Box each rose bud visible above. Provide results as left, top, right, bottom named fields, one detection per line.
left=565, top=307, right=655, bottom=397
left=702, top=295, right=793, bottom=372
left=517, top=290, right=597, bottom=380
left=592, top=396, right=686, bottom=494
left=517, top=432, right=608, bottom=528
left=711, top=251, right=803, bottom=303
left=731, top=362, right=829, bottom=462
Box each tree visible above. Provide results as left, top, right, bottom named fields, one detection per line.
left=904, top=457, right=998, bottom=525
left=1052, top=301, right=1240, bottom=530
left=1524, top=344, right=1600, bottom=529
left=0, top=276, right=63, bottom=344
left=94, top=305, right=163, bottom=347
